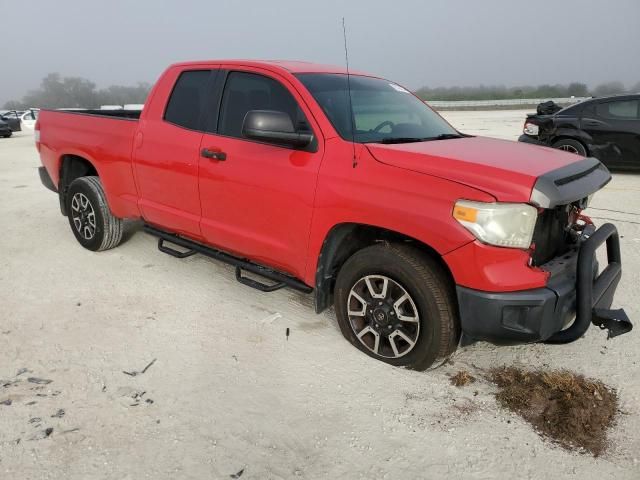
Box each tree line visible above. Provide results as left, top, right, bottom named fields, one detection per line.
left=415, top=81, right=640, bottom=101
left=3, top=73, right=152, bottom=110
left=4, top=73, right=640, bottom=109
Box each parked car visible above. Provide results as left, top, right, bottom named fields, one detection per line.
left=519, top=94, right=640, bottom=170
left=0, top=117, right=12, bottom=137
left=20, top=108, right=39, bottom=129
left=0, top=110, right=23, bottom=132
left=36, top=60, right=632, bottom=369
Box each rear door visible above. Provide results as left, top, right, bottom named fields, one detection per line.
left=197, top=68, right=324, bottom=278
left=133, top=68, right=218, bottom=237
left=581, top=98, right=640, bottom=169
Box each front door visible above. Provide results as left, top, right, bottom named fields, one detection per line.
left=198, top=68, right=324, bottom=278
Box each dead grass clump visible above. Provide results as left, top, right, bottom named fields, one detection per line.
left=489, top=367, right=618, bottom=456
left=450, top=370, right=476, bottom=387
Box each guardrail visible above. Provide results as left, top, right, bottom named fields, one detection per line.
left=427, top=97, right=591, bottom=109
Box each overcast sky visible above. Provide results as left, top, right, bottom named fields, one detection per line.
left=1, top=0, right=639, bottom=105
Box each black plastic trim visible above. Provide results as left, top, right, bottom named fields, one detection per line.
left=530, top=157, right=611, bottom=208
left=456, top=284, right=563, bottom=344
left=41, top=108, right=141, bottom=121
left=38, top=166, right=58, bottom=193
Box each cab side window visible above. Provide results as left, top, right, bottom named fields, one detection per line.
left=596, top=100, right=640, bottom=120
left=218, top=71, right=310, bottom=139
left=164, top=70, right=212, bottom=130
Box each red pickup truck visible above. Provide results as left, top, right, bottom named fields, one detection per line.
left=36, top=60, right=632, bottom=369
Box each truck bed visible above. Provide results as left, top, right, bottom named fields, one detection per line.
left=38, top=109, right=141, bottom=218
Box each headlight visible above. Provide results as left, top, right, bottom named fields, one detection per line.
left=453, top=200, right=538, bottom=249
left=523, top=122, right=539, bottom=136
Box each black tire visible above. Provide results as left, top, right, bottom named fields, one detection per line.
left=65, top=176, right=123, bottom=251
left=2, top=132, right=11, bottom=138
left=334, top=243, right=460, bottom=370
left=552, top=138, right=587, bottom=156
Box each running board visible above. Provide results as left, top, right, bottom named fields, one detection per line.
left=144, top=224, right=313, bottom=294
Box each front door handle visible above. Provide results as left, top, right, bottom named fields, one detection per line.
left=201, top=148, right=227, bottom=161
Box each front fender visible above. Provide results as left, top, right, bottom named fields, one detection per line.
left=303, top=142, right=496, bottom=286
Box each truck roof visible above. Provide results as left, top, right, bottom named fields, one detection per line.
left=168, top=59, right=372, bottom=76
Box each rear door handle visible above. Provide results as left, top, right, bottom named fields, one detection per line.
left=201, top=148, right=227, bottom=161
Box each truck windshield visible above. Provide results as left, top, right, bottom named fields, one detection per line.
left=296, top=73, right=459, bottom=144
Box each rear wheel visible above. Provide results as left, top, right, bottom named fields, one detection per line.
left=334, top=243, right=460, bottom=370
left=552, top=138, right=587, bottom=156
left=65, top=176, right=123, bottom=251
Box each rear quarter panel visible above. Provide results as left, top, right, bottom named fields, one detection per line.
left=39, top=110, right=141, bottom=218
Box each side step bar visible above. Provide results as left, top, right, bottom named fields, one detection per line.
left=144, top=224, right=313, bottom=294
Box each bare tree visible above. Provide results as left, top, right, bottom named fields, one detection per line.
left=3, top=73, right=151, bottom=109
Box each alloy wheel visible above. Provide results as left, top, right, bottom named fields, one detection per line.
left=347, top=275, right=420, bottom=358
left=70, top=192, right=97, bottom=240
left=558, top=144, right=579, bottom=154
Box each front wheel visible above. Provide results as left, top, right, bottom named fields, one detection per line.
left=334, top=243, right=460, bottom=370
left=65, top=176, right=124, bottom=251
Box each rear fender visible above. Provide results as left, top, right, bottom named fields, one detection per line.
left=57, top=151, right=102, bottom=216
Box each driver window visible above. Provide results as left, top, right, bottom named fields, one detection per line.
left=218, top=72, right=310, bottom=139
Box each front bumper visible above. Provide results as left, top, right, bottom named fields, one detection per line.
left=518, top=134, right=547, bottom=147
left=457, top=224, right=632, bottom=344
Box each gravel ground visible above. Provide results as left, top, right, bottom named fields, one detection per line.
left=1, top=114, right=638, bottom=479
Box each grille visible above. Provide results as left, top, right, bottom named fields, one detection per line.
left=531, top=206, right=577, bottom=266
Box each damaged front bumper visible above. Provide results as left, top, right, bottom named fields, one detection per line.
left=457, top=223, right=632, bottom=344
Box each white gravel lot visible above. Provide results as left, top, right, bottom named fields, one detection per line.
left=1, top=113, right=639, bottom=479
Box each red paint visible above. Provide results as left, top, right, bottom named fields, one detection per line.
left=37, top=60, right=585, bottom=292
left=443, top=240, right=549, bottom=292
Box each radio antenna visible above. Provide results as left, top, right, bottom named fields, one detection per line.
left=342, top=17, right=357, bottom=168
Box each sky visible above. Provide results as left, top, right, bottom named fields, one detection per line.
left=1, top=0, right=639, bottom=105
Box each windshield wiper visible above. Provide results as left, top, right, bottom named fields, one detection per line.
left=377, top=137, right=427, bottom=144
left=376, top=133, right=465, bottom=144
left=427, top=133, right=465, bottom=140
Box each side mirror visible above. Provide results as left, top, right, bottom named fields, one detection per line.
left=242, top=110, right=313, bottom=148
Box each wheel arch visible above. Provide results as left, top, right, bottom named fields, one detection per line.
left=313, top=222, right=455, bottom=313
left=58, top=153, right=100, bottom=216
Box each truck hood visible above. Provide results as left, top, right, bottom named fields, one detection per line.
left=366, top=136, right=586, bottom=203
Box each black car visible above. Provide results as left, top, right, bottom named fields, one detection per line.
left=519, top=94, right=640, bottom=170
left=0, top=118, right=12, bottom=137
left=0, top=110, right=22, bottom=132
